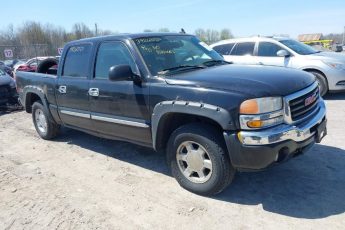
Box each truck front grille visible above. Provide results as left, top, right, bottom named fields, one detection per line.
left=288, top=85, right=320, bottom=121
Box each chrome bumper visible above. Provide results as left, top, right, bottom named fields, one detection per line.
left=238, top=100, right=326, bottom=145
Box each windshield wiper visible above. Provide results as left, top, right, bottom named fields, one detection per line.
left=158, top=65, right=205, bottom=75
left=202, top=60, right=232, bottom=67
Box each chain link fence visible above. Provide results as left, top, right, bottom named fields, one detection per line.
left=0, top=44, right=61, bottom=60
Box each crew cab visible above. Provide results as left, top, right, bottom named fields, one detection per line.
left=16, top=33, right=327, bottom=195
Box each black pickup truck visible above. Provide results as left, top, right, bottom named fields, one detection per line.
left=16, top=33, right=327, bottom=195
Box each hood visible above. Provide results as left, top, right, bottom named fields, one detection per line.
left=309, top=51, right=345, bottom=62
left=164, top=64, right=315, bottom=97
left=0, top=73, right=15, bottom=87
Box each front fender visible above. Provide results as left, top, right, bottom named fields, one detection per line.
left=151, top=100, right=235, bottom=150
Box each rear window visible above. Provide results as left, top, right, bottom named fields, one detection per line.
left=62, top=44, right=92, bottom=77
left=231, top=42, right=255, bottom=56
left=213, top=43, right=235, bottom=55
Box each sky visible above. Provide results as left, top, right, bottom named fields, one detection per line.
left=1, top=0, right=345, bottom=38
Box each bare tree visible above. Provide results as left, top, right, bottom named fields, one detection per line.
left=0, top=21, right=237, bottom=59
left=220, top=29, right=233, bottom=40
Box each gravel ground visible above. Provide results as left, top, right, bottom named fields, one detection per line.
left=0, top=94, right=345, bottom=229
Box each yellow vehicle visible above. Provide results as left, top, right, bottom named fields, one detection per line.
left=303, top=39, right=333, bottom=50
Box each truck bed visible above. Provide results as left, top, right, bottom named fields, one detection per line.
left=16, top=71, right=58, bottom=107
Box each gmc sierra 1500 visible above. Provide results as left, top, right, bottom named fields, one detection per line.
left=16, top=33, right=327, bottom=195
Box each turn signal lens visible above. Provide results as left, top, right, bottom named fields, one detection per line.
left=247, top=120, right=263, bottom=128
left=239, top=99, right=259, bottom=114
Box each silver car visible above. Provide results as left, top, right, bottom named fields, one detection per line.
left=211, top=36, right=345, bottom=95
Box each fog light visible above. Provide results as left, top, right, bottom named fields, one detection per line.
left=237, top=132, right=243, bottom=143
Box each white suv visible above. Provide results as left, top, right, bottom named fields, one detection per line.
left=211, top=36, right=345, bottom=95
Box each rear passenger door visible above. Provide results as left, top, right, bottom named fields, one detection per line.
left=256, top=42, right=292, bottom=67
left=56, top=43, right=93, bottom=131
left=226, top=42, right=257, bottom=65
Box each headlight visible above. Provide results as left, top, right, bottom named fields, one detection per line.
left=323, top=61, right=345, bottom=70
left=239, top=97, right=284, bottom=129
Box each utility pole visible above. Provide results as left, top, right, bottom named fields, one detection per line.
left=95, top=23, right=98, bottom=36
left=343, top=26, right=345, bottom=45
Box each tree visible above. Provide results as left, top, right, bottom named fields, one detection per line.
left=195, top=28, right=207, bottom=42
left=220, top=29, right=233, bottom=40
left=71, top=23, right=94, bottom=40
left=205, top=29, right=220, bottom=44
left=158, top=28, right=170, bottom=32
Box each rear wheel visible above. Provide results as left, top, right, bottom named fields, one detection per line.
left=308, top=71, right=328, bottom=96
left=167, top=123, right=235, bottom=196
left=32, top=101, right=60, bottom=140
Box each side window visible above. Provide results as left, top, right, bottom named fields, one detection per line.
left=213, top=43, right=235, bottom=55
left=62, top=44, right=92, bottom=77
left=231, top=42, right=255, bottom=56
left=95, top=42, right=136, bottom=79
left=258, top=42, right=285, bottom=57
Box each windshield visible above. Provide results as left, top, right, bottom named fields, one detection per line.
left=133, top=35, right=224, bottom=75
left=0, top=69, right=5, bottom=75
left=280, top=39, right=319, bottom=55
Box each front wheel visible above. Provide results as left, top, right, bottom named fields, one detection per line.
left=167, top=123, right=235, bottom=196
left=309, top=71, right=328, bottom=96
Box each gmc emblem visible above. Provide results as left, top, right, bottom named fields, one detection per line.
left=305, top=93, right=317, bottom=106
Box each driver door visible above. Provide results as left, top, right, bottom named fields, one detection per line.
left=89, top=41, right=151, bottom=144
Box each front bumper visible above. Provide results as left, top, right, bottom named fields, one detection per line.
left=224, top=100, right=327, bottom=170
left=326, top=68, right=345, bottom=92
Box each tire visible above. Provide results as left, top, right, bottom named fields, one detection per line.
left=167, top=123, right=235, bottom=196
left=309, top=71, right=328, bottom=96
left=32, top=101, right=60, bottom=140
left=36, top=58, right=58, bottom=75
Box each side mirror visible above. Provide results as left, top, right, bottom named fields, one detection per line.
left=109, top=64, right=140, bottom=82
left=277, top=50, right=290, bottom=57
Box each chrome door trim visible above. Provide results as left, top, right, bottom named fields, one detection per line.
left=91, top=114, right=149, bottom=128
left=60, top=109, right=91, bottom=119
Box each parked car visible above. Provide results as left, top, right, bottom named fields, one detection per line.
left=333, top=44, right=343, bottom=52
left=14, top=57, right=54, bottom=73
left=0, top=68, right=17, bottom=106
left=16, top=33, right=327, bottom=195
left=4, top=59, right=21, bottom=68
left=211, top=36, right=345, bottom=96
left=12, top=60, right=26, bottom=71
left=0, top=61, right=14, bottom=78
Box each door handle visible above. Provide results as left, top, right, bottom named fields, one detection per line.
left=58, top=85, right=67, bottom=94
left=88, top=88, right=99, bottom=97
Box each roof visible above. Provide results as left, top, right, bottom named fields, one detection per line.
left=210, top=36, right=291, bottom=47
left=297, top=33, right=323, bottom=42
left=67, top=32, right=191, bottom=45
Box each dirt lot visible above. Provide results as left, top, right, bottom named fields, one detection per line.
left=0, top=94, right=345, bottom=230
